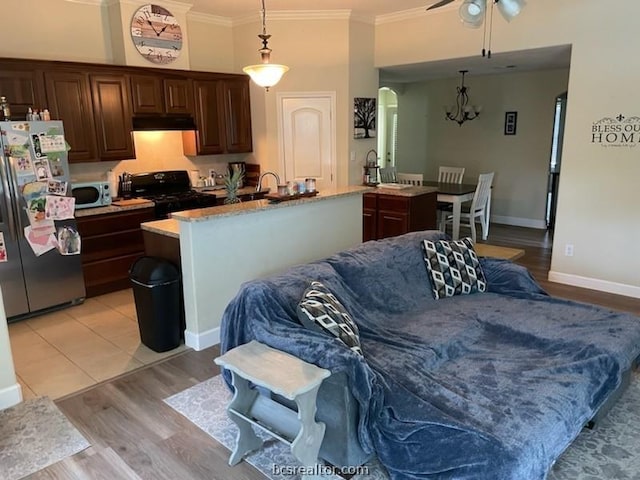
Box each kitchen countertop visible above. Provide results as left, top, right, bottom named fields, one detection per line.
left=194, top=186, right=270, bottom=198
left=140, top=218, right=180, bottom=239
left=370, top=185, right=439, bottom=197
left=172, top=185, right=372, bottom=223
left=74, top=199, right=155, bottom=217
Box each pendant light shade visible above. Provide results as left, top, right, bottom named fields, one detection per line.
left=496, top=0, right=526, bottom=21
left=243, top=0, right=288, bottom=91
left=459, top=0, right=486, bottom=28
left=243, top=63, right=289, bottom=89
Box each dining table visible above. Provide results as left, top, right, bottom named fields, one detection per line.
left=423, top=181, right=481, bottom=240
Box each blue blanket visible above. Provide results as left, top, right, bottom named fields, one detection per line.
left=220, top=231, right=640, bottom=479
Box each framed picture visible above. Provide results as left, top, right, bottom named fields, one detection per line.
left=504, top=111, right=518, bottom=135
left=354, top=97, right=376, bottom=139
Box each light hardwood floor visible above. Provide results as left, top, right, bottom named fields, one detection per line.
left=25, top=225, right=640, bottom=479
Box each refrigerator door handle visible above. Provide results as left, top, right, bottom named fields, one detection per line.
left=0, top=154, right=18, bottom=241
left=6, top=156, right=25, bottom=236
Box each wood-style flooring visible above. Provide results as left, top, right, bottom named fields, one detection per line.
left=30, top=225, right=639, bottom=480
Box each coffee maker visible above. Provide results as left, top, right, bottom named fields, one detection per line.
left=228, top=161, right=246, bottom=188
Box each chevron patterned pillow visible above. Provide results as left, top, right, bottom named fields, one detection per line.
left=297, top=281, right=363, bottom=356
left=421, top=238, right=487, bottom=299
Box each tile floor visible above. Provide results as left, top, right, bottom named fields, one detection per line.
left=8, top=288, right=188, bottom=401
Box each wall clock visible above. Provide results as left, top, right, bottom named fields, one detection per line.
left=131, top=4, right=183, bottom=65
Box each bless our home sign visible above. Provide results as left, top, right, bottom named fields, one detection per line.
left=591, top=114, right=640, bottom=148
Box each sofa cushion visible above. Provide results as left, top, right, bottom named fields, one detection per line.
left=297, top=281, right=363, bottom=355
left=421, top=237, right=487, bottom=299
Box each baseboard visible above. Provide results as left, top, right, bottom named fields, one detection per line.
left=184, top=327, right=220, bottom=351
left=491, top=215, right=547, bottom=229
left=0, top=383, right=22, bottom=410
left=548, top=271, right=640, bottom=299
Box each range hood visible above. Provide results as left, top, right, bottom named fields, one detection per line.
left=132, top=116, right=197, bottom=131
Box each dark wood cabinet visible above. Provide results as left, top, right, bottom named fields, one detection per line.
left=184, top=77, right=252, bottom=155
left=130, top=74, right=163, bottom=114
left=130, top=75, right=193, bottom=116
left=76, top=207, right=155, bottom=297
left=164, top=78, right=192, bottom=114
left=0, top=66, right=46, bottom=120
left=90, top=74, right=135, bottom=161
left=222, top=78, right=253, bottom=153
left=363, top=192, right=437, bottom=242
left=44, top=71, right=98, bottom=163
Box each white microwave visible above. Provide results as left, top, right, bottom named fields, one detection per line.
left=71, top=180, right=112, bottom=209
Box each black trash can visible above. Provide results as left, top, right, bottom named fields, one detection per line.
left=130, top=256, right=182, bottom=352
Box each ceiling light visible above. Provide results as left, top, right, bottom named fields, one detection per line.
left=242, top=0, right=289, bottom=91
left=445, top=70, right=481, bottom=126
left=459, top=0, right=486, bottom=27
left=495, top=0, right=526, bottom=21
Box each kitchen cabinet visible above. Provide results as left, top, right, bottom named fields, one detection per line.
left=0, top=64, right=46, bottom=120
left=130, top=75, right=193, bottom=115
left=183, top=77, right=252, bottom=155
left=44, top=70, right=99, bottom=163
left=76, top=207, right=154, bottom=297
left=363, top=191, right=437, bottom=242
left=90, top=74, right=136, bottom=161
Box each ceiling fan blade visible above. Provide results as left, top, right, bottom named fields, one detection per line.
left=426, top=0, right=456, bottom=11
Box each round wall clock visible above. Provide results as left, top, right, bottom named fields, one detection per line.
left=131, top=4, right=183, bottom=65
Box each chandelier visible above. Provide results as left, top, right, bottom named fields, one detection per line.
left=445, top=70, right=481, bottom=126
left=242, top=0, right=289, bottom=91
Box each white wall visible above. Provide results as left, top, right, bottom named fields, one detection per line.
left=375, top=0, right=640, bottom=298
left=0, top=288, right=21, bottom=409
left=177, top=190, right=365, bottom=350
left=395, top=69, right=569, bottom=228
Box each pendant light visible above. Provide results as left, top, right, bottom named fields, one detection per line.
left=445, top=70, right=481, bottom=126
left=242, top=0, right=289, bottom=91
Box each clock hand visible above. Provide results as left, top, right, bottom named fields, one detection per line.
left=157, top=25, right=168, bottom=36
left=147, top=19, right=159, bottom=35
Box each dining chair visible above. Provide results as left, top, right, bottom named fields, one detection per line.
left=438, top=166, right=465, bottom=184
left=396, top=173, right=423, bottom=186
left=440, top=172, right=494, bottom=243
left=379, top=167, right=398, bottom=183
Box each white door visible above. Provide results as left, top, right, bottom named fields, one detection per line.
left=278, top=93, right=336, bottom=191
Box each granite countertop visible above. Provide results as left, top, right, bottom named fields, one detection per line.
left=372, top=185, right=438, bottom=197
left=140, top=218, right=180, bottom=239
left=74, top=199, right=155, bottom=217
left=194, top=186, right=270, bottom=198
left=172, top=185, right=372, bottom=223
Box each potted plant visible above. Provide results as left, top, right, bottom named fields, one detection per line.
left=224, top=168, right=244, bottom=204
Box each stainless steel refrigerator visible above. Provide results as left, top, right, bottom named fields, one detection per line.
left=0, top=120, right=85, bottom=320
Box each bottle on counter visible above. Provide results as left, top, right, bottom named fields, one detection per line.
left=41, top=108, right=51, bottom=121
left=26, top=107, right=33, bottom=121
left=0, top=96, right=11, bottom=121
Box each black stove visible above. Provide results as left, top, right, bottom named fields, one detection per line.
left=130, top=170, right=218, bottom=219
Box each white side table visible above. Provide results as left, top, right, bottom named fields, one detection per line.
left=215, top=340, right=331, bottom=478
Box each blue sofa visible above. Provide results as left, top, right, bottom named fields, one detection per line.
left=220, top=230, right=640, bottom=479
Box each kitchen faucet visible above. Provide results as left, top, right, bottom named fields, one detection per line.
left=256, top=171, right=281, bottom=192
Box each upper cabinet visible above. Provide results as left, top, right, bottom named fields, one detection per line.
left=184, top=76, right=252, bottom=156
left=0, top=58, right=253, bottom=163
left=90, top=74, right=135, bottom=161
left=130, top=75, right=193, bottom=116
left=44, top=70, right=99, bottom=163
left=0, top=65, right=46, bottom=120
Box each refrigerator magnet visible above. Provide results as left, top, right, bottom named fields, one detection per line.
left=0, top=232, right=7, bottom=262
left=33, top=158, right=52, bottom=180
left=45, top=195, right=75, bottom=220
left=47, top=179, right=68, bottom=196
left=31, top=133, right=45, bottom=158
left=57, top=226, right=81, bottom=255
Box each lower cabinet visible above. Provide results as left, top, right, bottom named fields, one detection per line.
left=363, top=192, right=437, bottom=242
left=76, top=208, right=155, bottom=297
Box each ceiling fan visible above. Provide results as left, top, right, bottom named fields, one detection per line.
left=426, top=0, right=526, bottom=57
left=427, top=0, right=525, bottom=24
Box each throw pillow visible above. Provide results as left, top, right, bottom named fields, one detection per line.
left=421, top=237, right=487, bottom=299
left=297, top=281, right=363, bottom=356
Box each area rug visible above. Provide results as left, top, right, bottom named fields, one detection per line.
left=0, top=397, right=90, bottom=480
left=165, top=374, right=640, bottom=480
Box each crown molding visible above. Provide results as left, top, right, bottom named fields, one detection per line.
left=102, top=0, right=194, bottom=14
left=233, top=9, right=360, bottom=27
left=63, top=0, right=104, bottom=5
left=376, top=3, right=457, bottom=25
left=187, top=11, right=232, bottom=27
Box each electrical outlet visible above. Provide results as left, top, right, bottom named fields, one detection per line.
left=564, top=244, right=574, bottom=257
left=350, top=151, right=356, bottom=163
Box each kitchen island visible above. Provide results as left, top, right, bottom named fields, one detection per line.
left=144, top=186, right=370, bottom=350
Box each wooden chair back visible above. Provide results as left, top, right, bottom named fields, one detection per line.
left=438, top=166, right=465, bottom=184
left=397, top=173, right=423, bottom=186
